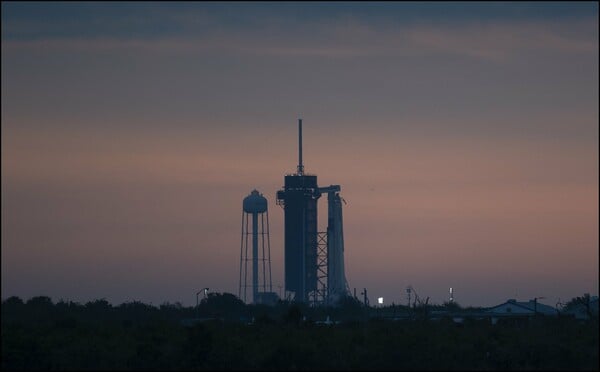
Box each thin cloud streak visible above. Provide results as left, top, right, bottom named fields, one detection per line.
left=2, top=17, right=597, bottom=61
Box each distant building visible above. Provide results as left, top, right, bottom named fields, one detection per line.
left=486, top=299, right=558, bottom=324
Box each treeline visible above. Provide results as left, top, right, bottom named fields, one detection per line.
left=2, top=294, right=598, bottom=370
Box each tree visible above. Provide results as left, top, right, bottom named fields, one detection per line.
left=26, top=296, right=53, bottom=307
left=198, top=292, right=246, bottom=320
left=564, top=293, right=593, bottom=319
left=2, top=296, right=24, bottom=306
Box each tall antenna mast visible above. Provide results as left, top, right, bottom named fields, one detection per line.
left=297, top=118, right=304, bottom=175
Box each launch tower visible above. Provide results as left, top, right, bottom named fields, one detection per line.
left=277, top=119, right=349, bottom=304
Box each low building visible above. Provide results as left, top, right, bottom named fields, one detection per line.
left=485, top=299, right=558, bottom=324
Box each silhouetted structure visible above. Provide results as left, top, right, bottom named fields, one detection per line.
left=277, top=119, right=349, bottom=304
left=239, top=189, right=276, bottom=304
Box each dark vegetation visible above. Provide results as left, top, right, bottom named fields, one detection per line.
left=2, top=294, right=598, bottom=370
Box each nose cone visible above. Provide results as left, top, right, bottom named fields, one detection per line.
left=243, top=189, right=268, bottom=213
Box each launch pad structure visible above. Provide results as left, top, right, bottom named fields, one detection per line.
left=277, top=119, right=350, bottom=305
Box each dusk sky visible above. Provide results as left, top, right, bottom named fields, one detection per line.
left=2, top=2, right=598, bottom=308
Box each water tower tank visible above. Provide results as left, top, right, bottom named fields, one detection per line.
left=243, top=190, right=267, bottom=213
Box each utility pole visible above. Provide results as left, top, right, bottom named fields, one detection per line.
left=361, top=288, right=369, bottom=307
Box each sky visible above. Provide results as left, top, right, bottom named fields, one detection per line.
left=2, top=2, right=598, bottom=308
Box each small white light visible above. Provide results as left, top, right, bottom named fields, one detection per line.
left=378, top=297, right=384, bottom=304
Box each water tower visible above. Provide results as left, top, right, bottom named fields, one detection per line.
left=239, top=189, right=274, bottom=304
